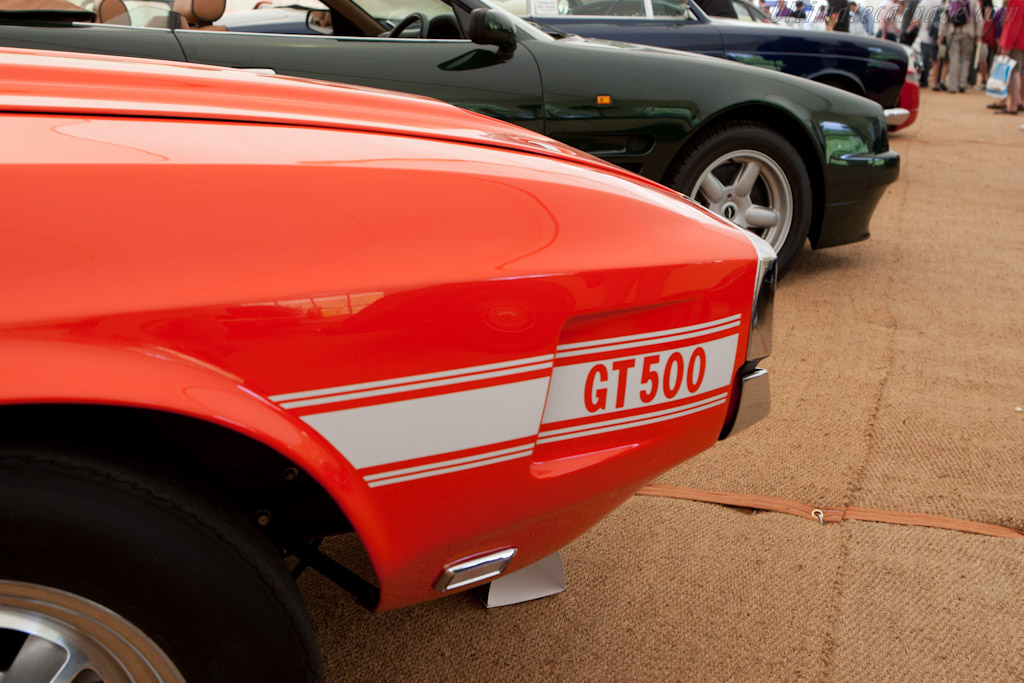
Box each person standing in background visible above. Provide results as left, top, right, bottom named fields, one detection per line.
left=849, top=0, right=864, bottom=31
left=939, top=0, right=982, bottom=92
left=850, top=1, right=876, bottom=33
left=783, top=0, right=806, bottom=24
left=996, top=0, right=1024, bottom=113
left=975, top=0, right=994, bottom=88
left=700, top=0, right=740, bottom=17
left=805, top=1, right=828, bottom=28
left=918, top=0, right=943, bottom=86
left=877, top=0, right=901, bottom=39
left=900, top=0, right=921, bottom=43
left=829, top=0, right=851, bottom=30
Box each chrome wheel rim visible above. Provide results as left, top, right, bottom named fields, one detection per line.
left=0, top=580, right=185, bottom=683
left=689, top=149, right=793, bottom=252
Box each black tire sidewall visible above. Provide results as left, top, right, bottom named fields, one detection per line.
left=670, top=122, right=813, bottom=275
left=0, top=447, right=323, bottom=683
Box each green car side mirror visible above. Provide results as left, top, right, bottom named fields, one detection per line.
left=306, top=9, right=333, bottom=35
left=468, top=8, right=516, bottom=60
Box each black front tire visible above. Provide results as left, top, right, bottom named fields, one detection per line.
left=667, top=120, right=813, bottom=275
left=0, top=444, right=324, bottom=683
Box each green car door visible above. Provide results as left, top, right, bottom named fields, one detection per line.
left=174, top=18, right=545, bottom=131
left=0, top=21, right=186, bottom=62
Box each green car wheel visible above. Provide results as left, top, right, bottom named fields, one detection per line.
left=670, top=121, right=812, bottom=275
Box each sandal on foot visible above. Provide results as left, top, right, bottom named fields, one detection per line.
left=987, top=102, right=1007, bottom=109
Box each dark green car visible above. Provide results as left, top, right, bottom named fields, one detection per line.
left=0, top=0, right=898, bottom=271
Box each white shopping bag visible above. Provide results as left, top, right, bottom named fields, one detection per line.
left=987, top=55, right=1017, bottom=99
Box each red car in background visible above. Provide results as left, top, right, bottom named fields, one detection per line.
left=892, top=60, right=921, bottom=131
left=0, top=48, right=774, bottom=681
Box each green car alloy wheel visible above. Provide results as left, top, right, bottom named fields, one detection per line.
left=669, top=121, right=812, bottom=275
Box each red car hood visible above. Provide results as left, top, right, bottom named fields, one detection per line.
left=0, top=47, right=618, bottom=174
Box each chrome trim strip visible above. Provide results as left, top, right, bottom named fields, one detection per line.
left=721, top=368, right=770, bottom=439
left=884, top=108, right=911, bottom=126
left=734, top=230, right=776, bottom=362
left=747, top=259, right=774, bottom=362
left=434, top=549, right=517, bottom=592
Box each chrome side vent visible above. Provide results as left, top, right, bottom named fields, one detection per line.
left=434, top=549, right=516, bottom=593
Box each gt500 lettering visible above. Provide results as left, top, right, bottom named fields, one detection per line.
left=540, top=334, right=739, bottom=426
left=584, top=347, right=706, bottom=413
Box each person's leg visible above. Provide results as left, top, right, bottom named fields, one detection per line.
left=1011, top=52, right=1024, bottom=112
left=947, top=34, right=962, bottom=91
left=954, top=33, right=970, bottom=90
left=978, top=44, right=990, bottom=89
left=1014, top=49, right=1024, bottom=109
left=922, top=41, right=934, bottom=86
left=931, top=42, right=946, bottom=88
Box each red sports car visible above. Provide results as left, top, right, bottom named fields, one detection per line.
left=0, top=48, right=774, bottom=681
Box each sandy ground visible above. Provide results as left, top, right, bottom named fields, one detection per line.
left=299, top=87, right=1024, bottom=682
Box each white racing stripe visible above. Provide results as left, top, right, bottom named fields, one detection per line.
left=554, top=320, right=741, bottom=361
left=555, top=315, right=741, bottom=355
left=269, top=354, right=555, bottom=404
left=301, top=377, right=550, bottom=471
left=278, top=359, right=553, bottom=410
left=536, top=393, right=728, bottom=445
left=363, top=444, right=533, bottom=482
left=365, top=448, right=535, bottom=488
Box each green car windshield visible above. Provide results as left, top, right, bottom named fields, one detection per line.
left=17, top=0, right=554, bottom=40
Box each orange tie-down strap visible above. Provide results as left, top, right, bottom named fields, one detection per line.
left=637, top=484, right=1024, bottom=541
